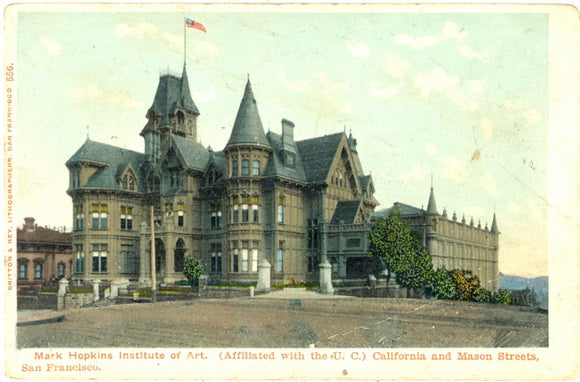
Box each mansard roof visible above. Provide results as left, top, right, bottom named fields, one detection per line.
left=296, top=132, right=344, bottom=183
left=66, top=139, right=146, bottom=191
left=149, top=67, right=200, bottom=117
left=263, top=131, right=307, bottom=182
left=170, top=135, right=210, bottom=171
left=226, top=79, right=270, bottom=148
left=331, top=200, right=362, bottom=224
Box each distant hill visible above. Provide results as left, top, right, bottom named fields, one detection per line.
left=499, top=273, right=548, bottom=310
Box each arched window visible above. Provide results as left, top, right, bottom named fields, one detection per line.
left=174, top=239, right=186, bottom=272
left=252, top=160, right=260, bottom=176
left=277, top=196, right=285, bottom=224
left=241, top=160, right=249, bottom=176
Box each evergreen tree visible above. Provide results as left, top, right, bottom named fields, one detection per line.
left=368, top=206, right=433, bottom=295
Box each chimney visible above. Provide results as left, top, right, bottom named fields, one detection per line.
left=24, top=217, right=36, bottom=232
left=281, top=118, right=295, bottom=147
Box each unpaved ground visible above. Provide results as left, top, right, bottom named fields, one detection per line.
left=17, top=296, right=548, bottom=348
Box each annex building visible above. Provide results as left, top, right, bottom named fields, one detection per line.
left=373, top=187, right=500, bottom=291
left=66, top=65, right=380, bottom=287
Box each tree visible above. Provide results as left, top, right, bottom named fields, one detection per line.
left=451, top=269, right=481, bottom=301
left=183, top=258, right=205, bottom=287
left=492, top=289, right=513, bottom=305
left=427, top=267, right=457, bottom=300
left=368, top=206, right=433, bottom=295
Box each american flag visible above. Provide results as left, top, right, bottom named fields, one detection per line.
left=186, top=18, right=206, bottom=33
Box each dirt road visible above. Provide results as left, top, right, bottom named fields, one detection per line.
left=17, top=295, right=548, bottom=348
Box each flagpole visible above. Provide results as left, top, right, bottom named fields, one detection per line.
left=183, top=17, right=187, bottom=67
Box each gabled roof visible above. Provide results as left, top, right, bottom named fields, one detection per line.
left=263, top=131, right=307, bottom=182
left=171, top=135, right=210, bottom=171
left=359, top=175, right=372, bottom=190
left=331, top=200, right=362, bottom=224
left=149, top=66, right=199, bottom=117
left=66, top=139, right=146, bottom=192
left=17, top=226, right=72, bottom=246
left=372, top=202, right=424, bottom=220
left=226, top=79, right=270, bottom=147
left=296, top=132, right=344, bottom=183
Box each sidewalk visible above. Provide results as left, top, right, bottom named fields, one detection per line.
left=254, top=288, right=353, bottom=299
left=17, top=310, right=66, bottom=327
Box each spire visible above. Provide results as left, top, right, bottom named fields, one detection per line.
left=226, top=78, right=270, bottom=147
left=178, top=65, right=199, bottom=114
left=426, top=185, right=438, bottom=215
left=491, top=212, right=499, bottom=233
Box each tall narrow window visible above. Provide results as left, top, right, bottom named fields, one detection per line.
left=92, top=204, right=108, bottom=229
left=211, top=243, right=222, bottom=272
left=233, top=204, right=239, bottom=223
left=57, top=263, right=65, bottom=278
left=92, top=244, right=108, bottom=273
left=251, top=248, right=258, bottom=272
left=74, top=205, right=84, bottom=230
left=34, top=262, right=43, bottom=279
left=241, top=159, right=249, bottom=176
left=242, top=204, right=249, bottom=223
left=241, top=249, right=249, bottom=272
left=232, top=159, right=238, bottom=177
left=177, top=203, right=184, bottom=227
left=216, top=204, right=222, bottom=227
left=121, top=244, right=139, bottom=273
left=252, top=204, right=259, bottom=223
left=252, top=160, right=260, bottom=176
left=277, top=241, right=284, bottom=273
left=75, top=244, right=84, bottom=273
left=232, top=248, right=239, bottom=273
left=18, top=262, right=27, bottom=279
left=173, top=239, right=185, bottom=272
left=277, top=196, right=285, bottom=224
left=120, top=206, right=133, bottom=231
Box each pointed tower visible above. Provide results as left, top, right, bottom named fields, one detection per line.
left=490, top=213, right=499, bottom=234
left=426, top=186, right=438, bottom=215
left=226, top=78, right=270, bottom=148
left=141, top=65, right=200, bottom=163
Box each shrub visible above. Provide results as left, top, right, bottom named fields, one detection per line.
left=183, top=258, right=206, bottom=286
left=493, top=289, right=513, bottom=305
left=475, top=287, right=493, bottom=303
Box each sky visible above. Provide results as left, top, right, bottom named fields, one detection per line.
left=10, top=6, right=552, bottom=277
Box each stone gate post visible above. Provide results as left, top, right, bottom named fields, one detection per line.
left=256, top=258, right=271, bottom=292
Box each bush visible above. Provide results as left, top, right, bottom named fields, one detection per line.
left=428, top=267, right=457, bottom=300
left=493, top=289, right=513, bottom=305
left=183, top=258, right=206, bottom=286
left=475, top=288, right=493, bottom=303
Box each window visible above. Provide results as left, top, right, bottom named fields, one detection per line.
left=178, top=203, right=184, bottom=227
left=242, top=204, right=249, bottom=223
left=252, top=205, right=259, bottom=223
left=232, top=248, right=239, bottom=273
left=75, top=244, right=84, bottom=273
left=277, top=242, right=284, bottom=273
left=307, top=256, right=315, bottom=273
left=307, top=219, right=319, bottom=249
left=211, top=204, right=222, bottom=228
left=278, top=196, right=284, bottom=224
left=241, top=159, right=249, bottom=176
left=173, top=240, right=185, bottom=272
left=57, top=263, right=65, bottom=278
left=233, top=204, right=239, bottom=223
left=232, top=159, right=238, bottom=177
left=120, top=206, right=133, bottom=231
left=74, top=205, right=84, bottom=230
left=211, top=243, right=222, bottom=272
left=34, top=262, right=43, bottom=279
left=346, top=238, right=361, bottom=248
left=91, top=204, right=108, bottom=229
left=121, top=244, right=139, bottom=273
left=18, top=263, right=27, bottom=279
left=92, top=244, right=108, bottom=273
left=241, top=249, right=249, bottom=272
left=251, top=248, right=258, bottom=272
left=252, top=160, right=260, bottom=176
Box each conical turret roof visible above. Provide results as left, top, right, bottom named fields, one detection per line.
left=226, top=79, right=270, bottom=147
left=491, top=213, right=500, bottom=233
left=426, top=186, right=438, bottom=215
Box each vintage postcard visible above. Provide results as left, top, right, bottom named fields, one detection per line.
left=3, top=2, right=579, bottom=380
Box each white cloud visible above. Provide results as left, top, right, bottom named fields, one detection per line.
left=382, top=54, right=410, bottom=79
left=469, top=79, right=485, bottom=94
left=347, top=42, right=370, bottom=58
left=439, top=155, right=467, bottom=184
left=277, top=70, right=311, bottom=93
left=425, top=143, right=439, bottom=156
left=503, top=100, right=543, bottom=125
left=401, top=163, right=427, bottom=183
left=480, top=172, right=498, bottom=195
left=195, top=41, right=220, bottom=57
left=480, top=119, right=494, bottom=142
left=395, top=34, right=438, bottom=50
left=194, top=89, right=217, bottom=102
left=40, top=36, right=62, bottom=56
left=369, top=81, right=400, bottom=99
left=133, top=22, right=159, bottom=38
left=414, top=68, right=479, bottom=111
